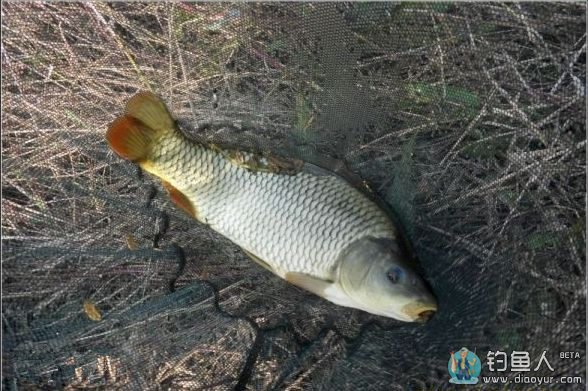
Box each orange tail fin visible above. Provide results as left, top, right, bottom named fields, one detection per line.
left=106, top=92, right=175, bottom=162
left=106, top=115, right=153, bottom=161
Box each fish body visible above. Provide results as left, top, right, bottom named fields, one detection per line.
left=106, top=92, right=437, bottom=322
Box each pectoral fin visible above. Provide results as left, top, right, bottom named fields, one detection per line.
left=284, top=272, right=335, bottom=297
left=285, top=272, right=359, bottom=309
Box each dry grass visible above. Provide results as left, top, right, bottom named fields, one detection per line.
left=2, top=3, right=585, bottom=390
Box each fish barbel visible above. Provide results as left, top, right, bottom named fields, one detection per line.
left=106, top=92, right=437, bottom=322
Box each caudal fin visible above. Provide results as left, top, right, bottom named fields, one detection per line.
left=106, top=92, right=175, bottom=162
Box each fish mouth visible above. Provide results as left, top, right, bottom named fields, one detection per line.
left=402, top=302, right=438, bottom=323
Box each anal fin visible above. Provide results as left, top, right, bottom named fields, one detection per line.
left=162, top=181, right=197, bottom=219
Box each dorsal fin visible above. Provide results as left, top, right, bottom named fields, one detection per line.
left=302, top=158, right=369, bottom=192
left=212, top=146, right=305, bottom=176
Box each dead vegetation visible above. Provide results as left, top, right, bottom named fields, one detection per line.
left=2, top=3, right=585, bottom=390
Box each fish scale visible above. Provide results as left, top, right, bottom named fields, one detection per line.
left=147, top=131, right=398, bottom=279
left=106, top=91, right=437, bottom=322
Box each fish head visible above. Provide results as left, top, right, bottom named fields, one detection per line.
left=337, top=237, right=437, bottom=322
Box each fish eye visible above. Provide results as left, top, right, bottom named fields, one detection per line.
left=387, top=266, right=404, bottom=284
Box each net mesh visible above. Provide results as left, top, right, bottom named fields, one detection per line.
left=2, top=2, right=586, bottom=390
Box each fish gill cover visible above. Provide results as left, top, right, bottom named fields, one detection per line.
left=1, top=2, right=586, bottom=390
